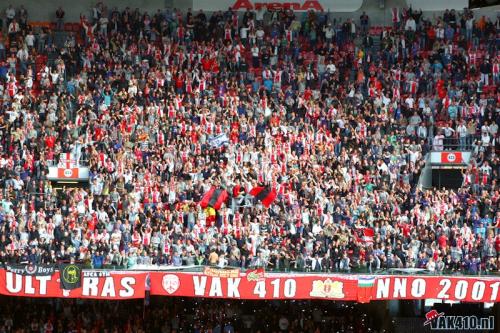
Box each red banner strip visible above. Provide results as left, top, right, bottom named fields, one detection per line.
left=0, top=270, right=147, bottom=299
left=0, top=269, right=499, bottom=303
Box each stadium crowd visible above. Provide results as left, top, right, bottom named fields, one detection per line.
left=0, top=3, right=498, bottom=275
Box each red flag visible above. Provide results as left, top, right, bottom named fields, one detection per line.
left=392, top=8, right=400, bottom=23
left=200, top=188, right=229, bottom=210
left=249, top=186, right=277, bottom=208
left=199, top=187, right=216, bottom=209
left=356, top=228, right=374, bottom=245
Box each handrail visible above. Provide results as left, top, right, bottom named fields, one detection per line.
left=78, top=264, right=500, bottom=276
left=431, top=136, right=480, bottom=152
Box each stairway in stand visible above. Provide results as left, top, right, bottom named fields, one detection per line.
left=372, top=35, right=382, bottom=53
left=53, top=31, right=68, bottom=49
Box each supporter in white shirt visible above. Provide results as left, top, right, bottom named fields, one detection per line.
left=405, top=96, right=415, bottom=109
left=240, top=26, right=249, bottom=40
left=12, top=176, right=24, bottom=191
left=405, top=17, right=416, bottom=31
left=326, top=62, right=336, bottom=73
left=25, top=33, right=35, bottom=48
left=5, top=5, right=15, bottom=22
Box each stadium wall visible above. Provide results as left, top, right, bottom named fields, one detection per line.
left=8, top=0, right=499, bottom=23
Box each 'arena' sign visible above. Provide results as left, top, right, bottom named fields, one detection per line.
left=192, top=0, right=364, bottom=12
left=232, top=0, right=324, bottom=11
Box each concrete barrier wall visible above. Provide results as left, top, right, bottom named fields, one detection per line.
left=4, top=0, right=168, bottom=22
left=1, top=0, right=498, bottom=25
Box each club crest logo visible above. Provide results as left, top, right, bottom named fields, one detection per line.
left=25, top=265, right=36, bottom=275
left=162, top=274, right=180, bottom=294
left=62, top=265, right=80, bottom=284
left=310, top=278, right=344, bottom=298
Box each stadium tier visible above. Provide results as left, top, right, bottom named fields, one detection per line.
left=0, top=0, right=498, bottom=331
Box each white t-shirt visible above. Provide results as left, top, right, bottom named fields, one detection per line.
left=25, top=34, right=35, bottom=47
left=240, top=27, right=248, bottom=39
left=251, top=46, right=259, bottom=57
left=5, top=7, right=15, bottom=19
left=457, top=125, right=467, bottom=138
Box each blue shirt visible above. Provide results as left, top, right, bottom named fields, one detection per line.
left=263, top=79, right=273, bottom=91
left=475, top=226, right=486, bottom=239
left=448, top=105, right=458, bottom=118
left=93, top=255, right=104, bottom=268
left=172, top=255, right=182, bottom=266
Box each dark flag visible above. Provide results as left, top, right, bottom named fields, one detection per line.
left=199, top=187, right=229, bottom=210
left=59, top=263, right=82, bottom=290
left=249, top=186, right=277, bottom=208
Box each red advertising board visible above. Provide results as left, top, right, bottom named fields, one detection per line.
left=0, top=269, right=147, bottom=299
left=0, top=269, right=499, bottom=303
left=372, top=276, right=500, bottom=303
left=149, top=272, right=500, bottom=303
left=149, top=271, right=359, bottom=300
left=441, top=152, right=463, bottom=164
left=57, top=168, right=80, bottom=178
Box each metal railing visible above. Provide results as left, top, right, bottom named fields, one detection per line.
left=431, top=136, right=481, bottom=152
left=47, top=159, right=90, bottom=167
left=82, top=264, right=500, bottom=277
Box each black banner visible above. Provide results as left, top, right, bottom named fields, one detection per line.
left=59, top=264, right=82, bottom=290
left=4, top=264, right=56, bottom=276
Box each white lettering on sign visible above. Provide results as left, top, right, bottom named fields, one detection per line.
left=193, top=276, right=207, bottom=296
left=192, top=276, right=242, bottom=298
left=284, top=279, right=297, bottom=298
left=6, top=272, right=22, bottom=293
left=82, top=276, right=137, bottom=298
left=101, top=277, right=116, bottom=297
left=393, top=278, right=407, bottom=298
left=5, top=273, right=53, bottom=296
left=489, top=282, right=499, bottom=302
left=83, top=277, right=99, bottom=296
left=271, top=279, right=280, bottom=298
left=471, top=281, right=485, bottom=301
left=24, top=276, right=35, bottom=294
left=410, top=278, right=426, bottom=297
left=208, top=277, right=223, bottom=297
left=454, top=280, right=468, bottom=300
left=37, top=276, right=50, bottom=295
left=253, top=280, right=266, bottom=298
left=119, top=277, right=136, bottom=297
left=376, top=278, right=426, bottom=299
left=437, top=279, right=451, bottom=299
left=376, top=278, right=390, bottom=299
left=227, top=278, right=241, bottom=298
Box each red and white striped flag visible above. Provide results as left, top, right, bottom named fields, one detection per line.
left=392, top=8, right=400, bottom=23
